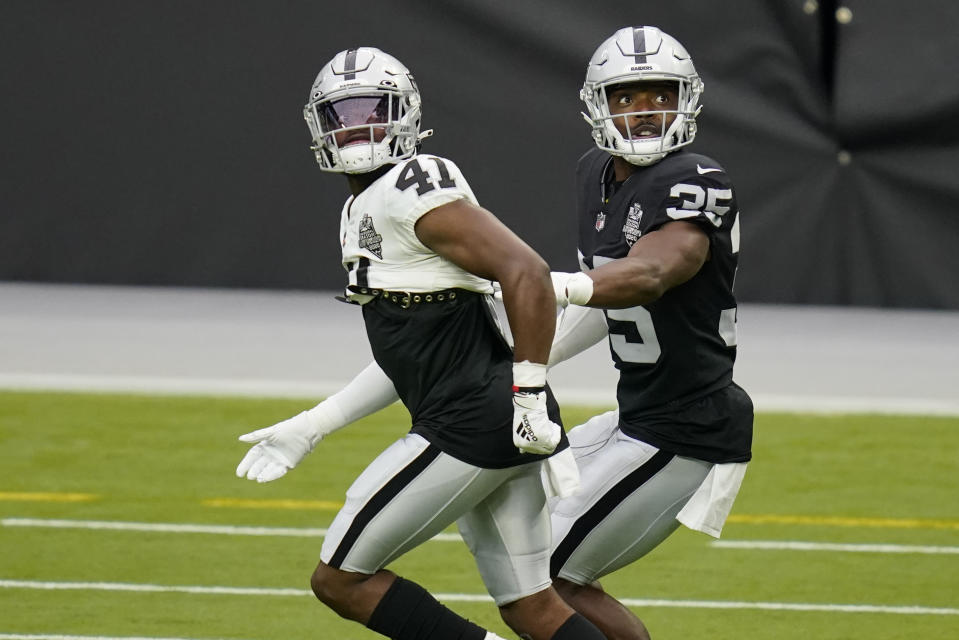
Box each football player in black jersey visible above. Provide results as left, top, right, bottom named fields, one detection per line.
left=234, top=48, right=607, bottom=640
left=544, top=27, right=754, bottom=640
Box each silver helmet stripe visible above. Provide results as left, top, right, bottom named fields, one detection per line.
left=631, top=27, right=647, bottom=64
left=343, top=48, right=358, bottom=80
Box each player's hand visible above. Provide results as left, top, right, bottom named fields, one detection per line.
left=512, top=361, right=560, bottom=454
left=512, top=388, right=561, bottom=455
left=236, top=411, right=322, bottom=483
left=550, top=272, right=573, bottom=308
left=551, top=271, right=594, bottom=307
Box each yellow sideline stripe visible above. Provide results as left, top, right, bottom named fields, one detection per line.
left=729, top=514, right=959, bottom=530
left=0, top=492, right=98, bottom=503
left=202, top=497, right=343, bottom=510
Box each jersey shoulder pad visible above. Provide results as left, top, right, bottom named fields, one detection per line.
left=383, top=154, right=477, bottom=225
left=388, top=154, right=474, bottom=196
left=576, top=147, right=608, bottom=177
left=655, top=152, right=736, bottom=230
left=659, top=151, right=732, bottom=187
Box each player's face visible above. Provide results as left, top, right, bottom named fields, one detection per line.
left=320, top=96, right=390, bottom=147
left=606, top=81, right=679, bottom=141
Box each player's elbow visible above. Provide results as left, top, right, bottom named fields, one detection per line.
left=503, top=252, right=550, bottom=285
left=522, top=256, right=553, bottom=294
left=526, top=253, right=552, bottom=281
left=630, top=271, right=670, bottom=304
left=495, top=252, right=551, bottom=298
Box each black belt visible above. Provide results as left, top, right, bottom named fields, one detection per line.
left=347, top=285, right=469, bottom=309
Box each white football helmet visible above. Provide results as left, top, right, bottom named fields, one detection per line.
left=581, top=26, right=703, bottom=166
left=304, top=47, right=429, bottom=173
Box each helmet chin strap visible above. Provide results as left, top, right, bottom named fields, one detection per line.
left=623, top=151, right=666, bottom=167
left=338, top=142, right=392, bottom=173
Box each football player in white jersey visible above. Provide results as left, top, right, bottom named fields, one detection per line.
left=235, top=48, right=607, bottom=640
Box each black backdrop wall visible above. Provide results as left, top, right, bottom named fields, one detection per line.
left=2, top=0, right=958, bottom=308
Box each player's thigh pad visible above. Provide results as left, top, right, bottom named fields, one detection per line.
left=321, top=433, right=501, bottom=573
left=457, top=460, right=552, bottom=606
left=550, top=429, right=711, bottom=584
left=565, top=409, right=620, bottom=454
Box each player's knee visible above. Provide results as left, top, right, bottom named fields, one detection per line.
left=553, top=577, right=604, bottom=611
left=309, top=563, right=332, bottom=603
left=552, top=577, right=581, bottom=601
left=498, top=587, right=574, bottom=637
left=310, top=562, right=349, bottom=612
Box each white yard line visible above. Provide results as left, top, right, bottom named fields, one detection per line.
left=0, top=517, right=463, bottom=541
left=8, top=515, right=959, bottom=542
left=0, top=580, right=309, bottom=597
left=607, top=598, right=959, bottom=616
left=8, top=518, right=958, bottom=550
left=712, top=540, right=959, bottom=554
left=5, top=518, right=957, bottom=617
left=0, top=580, right=955, bottom=616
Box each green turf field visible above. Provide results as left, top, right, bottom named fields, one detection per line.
left=1, top=391, right=957, bottom=639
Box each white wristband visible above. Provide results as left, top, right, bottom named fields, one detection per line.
left=512, top=360, right=547, bottom=388
left=565, top=272, right=594, bottom=306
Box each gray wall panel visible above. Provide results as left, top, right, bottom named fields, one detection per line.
left=2, top=1, right=957, bottom=307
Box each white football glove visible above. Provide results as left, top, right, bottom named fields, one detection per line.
left=513, top=390, right=562, bottom=454
left=512, top=361, right=562, bottom=455
left=236, top=411, right=323, bottom=483
left=234, top=362, right=401, bottom=483
left=550, top=271, right=594, bottom=307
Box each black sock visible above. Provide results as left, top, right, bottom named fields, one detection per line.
left=551, top=612, right=607, bottom=640
left=366, top=577, right=487, bottom=640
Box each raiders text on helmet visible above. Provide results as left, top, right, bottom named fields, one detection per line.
left=304, top=47, right=430, bottom=173
left=581, top=27, right=703, bottom=166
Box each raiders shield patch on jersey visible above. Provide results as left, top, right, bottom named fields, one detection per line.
left=358, top=214, right=383, bottom=259
left=624, top=202, right=643, bottom=246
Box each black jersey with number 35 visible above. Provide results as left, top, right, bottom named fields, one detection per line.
left=576, top=147, right=751, bottom=463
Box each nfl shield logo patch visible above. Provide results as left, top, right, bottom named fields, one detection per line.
left=595, top=212, right=606, bottom=231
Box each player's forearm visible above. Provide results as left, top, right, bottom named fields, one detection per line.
left=499, top=263, right=556, bottom=364
left=583, top=259, right=669, bottom=308
left=311, top=360, right=400, bottom=427
left=548, top=305, right=609, bottom=366
left=565, top=222, right=709, bottom=309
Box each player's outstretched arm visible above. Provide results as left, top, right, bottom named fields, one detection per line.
left=547, top=305, right=609, bottom=367
left=555, top=220, right=709, bottom=309
left=235, top=361, right=399, bottom=482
